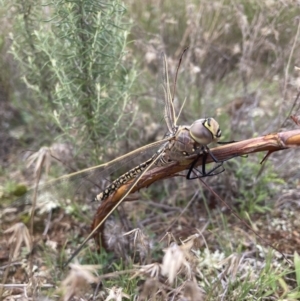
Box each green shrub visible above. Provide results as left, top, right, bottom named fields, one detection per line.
left=9, top=0, right=136, bottom=164
left=234, top=156, right=285, bottom=215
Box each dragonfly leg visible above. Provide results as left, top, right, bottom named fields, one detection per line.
left=186, top=146, right=229, bottom=180
left=186, top=156, right=225, bottom=180
left=186, top=141, right=247, bottom=180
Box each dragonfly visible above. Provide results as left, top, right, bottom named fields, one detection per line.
left=62, top=50, right=226, bottom=265
left=94, top=60, right=223, bottom=203
left=12, top=50, right=225, bottom=265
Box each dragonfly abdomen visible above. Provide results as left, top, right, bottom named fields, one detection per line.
left=95, top=154, right=157, bottom=202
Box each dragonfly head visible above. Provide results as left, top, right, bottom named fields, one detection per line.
left=189, top=118, right=221, bottom=145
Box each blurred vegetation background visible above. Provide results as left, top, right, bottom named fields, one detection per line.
left=1, top=0, right=299, bottom=167
left=1, top=0, right=299, bottom=212
left=1, top=0, right=300, bottom=299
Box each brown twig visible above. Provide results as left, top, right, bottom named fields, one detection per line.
left=92, top=129, right=300, bottom=248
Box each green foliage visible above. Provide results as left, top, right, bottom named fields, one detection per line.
left=294, top=252, right=300, bottom=288
left=2, top=181, right=24, bottom=195
left=9, top=0, right=137, bottom=163
left=288, top=252, right=300, bottom=299
left=233, top=156, right=285, bottom=215
left=0, top=181, right=27, bottom=206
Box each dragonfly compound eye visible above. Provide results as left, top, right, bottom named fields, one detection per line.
left=190, top=118, right=221, bottom=145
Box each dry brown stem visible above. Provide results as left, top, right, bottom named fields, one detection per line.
left=92, top=129, right=300, bottom=248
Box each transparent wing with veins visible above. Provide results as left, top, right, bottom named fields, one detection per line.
left=155, top=53, right=177, bottom=135
left=12, top=138, right=170, bottom=209
left=162, top=53, right=177, bottom=131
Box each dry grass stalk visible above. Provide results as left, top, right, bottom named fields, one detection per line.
left=59, top=263, right=101, bottom=301
left=4, top=222, right=31, bottom=260
left=105, top=286, right=130, bottom=301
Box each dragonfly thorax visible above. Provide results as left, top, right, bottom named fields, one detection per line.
left=189, top=118, right=221, bottom=146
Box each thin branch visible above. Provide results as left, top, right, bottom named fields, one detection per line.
left=91, top=128, right=300, bottom=243
left=283, top=17, right=300, bottom=101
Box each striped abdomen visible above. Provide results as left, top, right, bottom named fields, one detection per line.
left=95, top=153, right=158, bottom=202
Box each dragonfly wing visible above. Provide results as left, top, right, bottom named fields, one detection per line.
left=156, top=52, right=176, bottom=134
left=162, top=52, right=176, bottom=132
left=12, top=138, right=170, bottom=208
